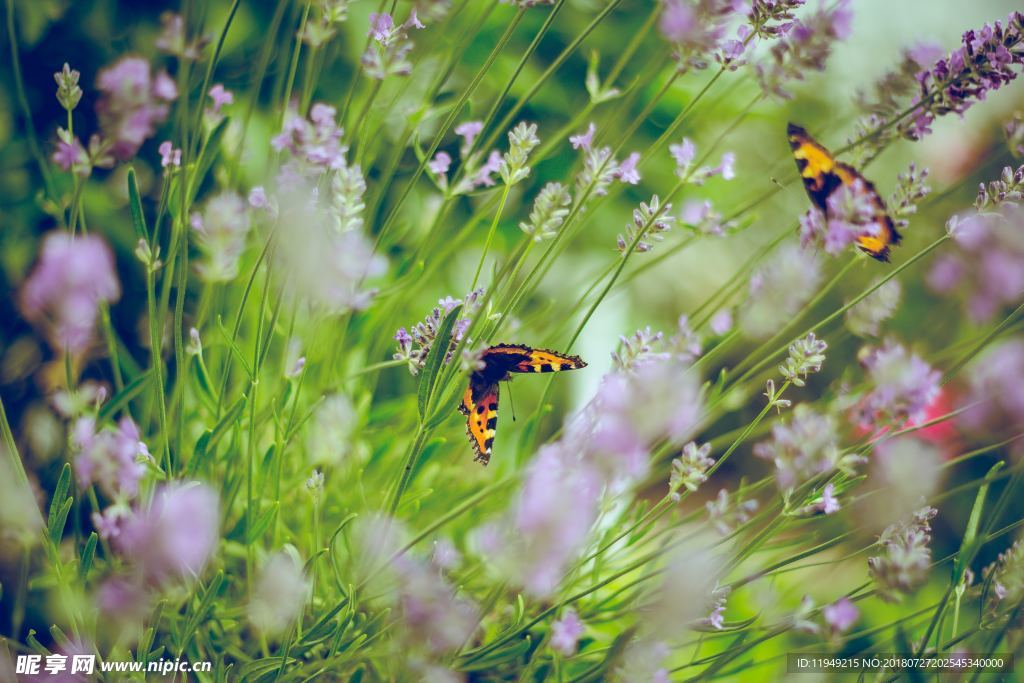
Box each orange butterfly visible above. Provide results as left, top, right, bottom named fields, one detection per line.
left=459, top=344, right=587, bottom=465
left=787, top=123, right=901, bottom=262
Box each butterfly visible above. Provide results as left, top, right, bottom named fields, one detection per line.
left=787, top=123, right=901, bottom=262
left=458, top=344, right=587, bottom=465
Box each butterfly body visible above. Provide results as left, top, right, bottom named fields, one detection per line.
left=787, top=123, right=901, bottom=262
left=459, top=343, right=586, bottom=465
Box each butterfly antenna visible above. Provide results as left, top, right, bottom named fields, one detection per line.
left=505, top=381, right=518, bottom=422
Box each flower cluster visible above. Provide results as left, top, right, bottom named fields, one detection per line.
left=754, top=405, right=862, bottom=495
left=959, top=338, right=1024, bottom=442
left=706, top=487, right=759, bottom=536
left=779, top=332, right=827, bottom=387
left=904, top=12, right=1024, bottom=140
left=95, top=56, right=178, bottom=160
left=617, top=195, right=675, bottom=254
left=929, top=195, right=1024, bottom=324
left=868, top=505, right=937, bottom=603
left=611, top=327, right=669, bottom=371
left=190, top=192, right=252, bottom=282
left=361, top=10, right=426, bottom=79
left=845, top=279, right=901, bottom=337
left=669, top=136, right=736, bottom=183
left=19, top=232, right=121, bottom=355
left=429, top=119, right=511, bottom=195
left=746, top=0, right=804, bottom=40
left=72, top=417, right=149, bottom=502
left=887, top=164, right=931, bottom=233
left=755, top=0, right=852, bottom=98
left=658, top=0, right=743, bottom=72
left=982, top=539, right=1024, bottom=619
left=520, top=182, right=572, bottom=241
left=740, top=242, right=822, bottom=339
left=974, top=164, right=1024, bottom=210
left=854, top=341, right=940, bottom=430
left=669, top=441, right=715, bottom=500
left=394, top=289, right=485, bottom=374
left=499, top=121, right=540, bottom=186
left=272, top=103, right=350, bottom=173
left=571, top=122, right=644, bottom=199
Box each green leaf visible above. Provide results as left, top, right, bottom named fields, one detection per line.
left=97, top=370, right=152, bottom=422
left=189, top=394, right=248, bottom=475
left=190, top=118, right=229, bottom=203
left=246, top=502, right=279, bottom=544
left=46, top=463, right=73, bottom=545
left=417, top=304, right=462, bottom=419
left=127, top=167, right=149, bottom=241
left=459, top=636, right=532, bottom=671
left=78, top=532, right=97, bottom=579
left=953, top=461, right=1003, bottom=582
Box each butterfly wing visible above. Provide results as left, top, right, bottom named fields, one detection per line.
left=460, top=380, right=499, bottom=465
left=484, top=344, right=588, bottom=374
left=787, top=123, right=842, bottom=209
left=788, top=123, right=901, bottom=262
left=834, top=162, right=902, bottom=262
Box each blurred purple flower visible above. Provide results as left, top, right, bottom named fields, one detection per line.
left=95, top=56, right=177, bottom=160
left=855, top=341, right=940, bottom=430
left=550, top=609, right=584, bottom=655
left=158, top=140, right=181, bottom=168
left=272, top=103, right=348, bottom=171
left=72, top=416, right=149, bottom=501
left=928, top=204, right=1024, bottom=323
left=207, top=84, right=233, bottom=116
left=569, top=122, right=596, bottom=150
left=959, top=338, right=1024, bottom=439
left=739, top=242, right=822, bottom=338
left=455, top=120, right=483, bottom=152
left=669, top=137, right=696, bottom=168
left=823, top=597, right=859, bottom=634
left=754, top=405, right=861, bottom=494
left=756, top=0, right=853, bottom=98
left=19, top=232, right=121, bottom=354
left=190, top=192, right=251, bottom=282
left=428, top=151, right=451, bottom=176
left=114, top=482, right=219, bottom=585
left=614, top=151, right=642, bottom=184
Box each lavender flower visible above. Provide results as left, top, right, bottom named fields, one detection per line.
left=704, top=583, right=731, bottom=630
left=710, top=310, right=733, bottom=335
left=739, top=242, right=822, bottom=338
left=52, top=132, right=91, bottom=176
left=579, top=357, right=704, bottom=483
left=669, top=136, right=736, bottom=184
left=273, top=180, right=386, bottom=313
left=779, top=332, right=827, bottom=387
left=855, top=341, right=940, bottom=430
left=394, top=288, right=484, bottom=374
left=611, top=327, right=668, bottom=371
left=392, top=551, right=480, bottom=654
left=680, top=199, right=733, bottom=236
left=959, top=338, right=1024, bottom=439
left=887, top=164, right=931, bottom=233
left=427, top=151, right=451, bottom=177
left=747, top=0, right=804, bottom=40
left=617, top=195, right=674, bottom=254
left=158, top=140, right=181, bottom=168
left=72, top=417, right=149, bottom=501
left=95, top=56, right=177, bottom=160
left=753, top=405, right=862, bottom=495
left=520, top=182, right=571, bottom=240
left=19, top=232, right=121, bottom=354
left=113, top=482, right=220, bottom=585
left=755, top=0, right=852, bottom=98
left=190, top=192, right=251, bottom=282
left=975, top=164, right=1024, bottom=210
left=361, top=11, right=426, bottom=79
left=928, top=203, right=1024, bottom=323
left=476, top=443, right=602, bottom=597
left=823, top=597, right=859, bottom=634
left=906, top=13, right=1024, bottom=141
left=569, top=122, right=596, bottom=150
left=868, top=505, right=937, bottom=603
left=454, top=120, right=483, bottom=153
left=550, top=609, right=584, bottom=655
left=982, top=539, right=1024, bottom=619
left=54, top=62, right=82, bottom=111
left=248, top=551, right=311, bottom=636
left=499, top=121, right=540, bottom=185
left=799, top=482, right=840, bottom=515
left=206, top=84, right=233, bottom=117
left=706, top=487, right=759, bottom=536
left=658, top=0, right=740, bottom=72
left=846, top=279, right=901, bottom=337
left=614, top=152, right=642, bottom=184
left=669, top=441, right=715, bottom=500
